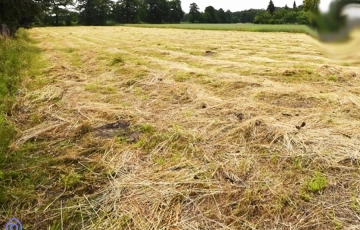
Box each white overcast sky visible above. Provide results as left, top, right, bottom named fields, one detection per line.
left=181, top=0, right=332, bottom=13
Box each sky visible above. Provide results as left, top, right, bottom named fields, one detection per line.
left=180, top=0, right=333, bottom=13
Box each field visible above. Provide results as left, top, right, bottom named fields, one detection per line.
left=3, top=26, right=360, bottom=229
left=125, top=23, right=317, bottom=36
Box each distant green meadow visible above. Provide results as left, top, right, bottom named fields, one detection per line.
left=124, top=23, right=317, bottom=37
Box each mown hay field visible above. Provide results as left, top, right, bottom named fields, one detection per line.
left=9, top=26, right=360, bottom=229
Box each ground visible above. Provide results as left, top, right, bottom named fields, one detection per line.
left=8, top=26, right=360, bottom=229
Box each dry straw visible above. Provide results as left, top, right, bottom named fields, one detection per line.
left=11, top=26, right=360, bottom=229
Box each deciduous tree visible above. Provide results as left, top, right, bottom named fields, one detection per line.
left=168, top=0, right=184, bottom=23
left=145, top=0, right=169, bottom=23
left=217, top=8, right=227, bottom=23
left=189, top=3, right=200, bottom=23
left=0, top=0, right=43, bottom=35
left=112, top=0, right=140, bottom=23
left=225, top=10, right=233, bottom=23
left=49, top=0, right=74, bottom=25
left=78, top=0, right=113, bottom=25
left=204, top=6, right=218, bottom=23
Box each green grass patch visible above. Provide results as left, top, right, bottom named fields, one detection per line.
left=0, top=30, right=100, bottom=228
left=85, top=82, right=117, bottom=94
left=124, top=23, right=318, bottom=37
left=351, top=196, right=360, bottom=214
left=0, top=29, right=40, bottom=152
left=140, top=123, right=155, bottom=133
left=305, top=172, right=328, bottom=194
left=328, top=75, right=338, bottom=81
left=0, top=29, right=47, bottom=225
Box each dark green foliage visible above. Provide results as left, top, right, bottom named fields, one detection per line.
left=254, top=4, right=310, bottom=25
left=168, top=0, right=184, bottom=23
left=78, top=0, right=113, bottom=25
left=217, top=8, right=227, bottom=23
left=112, top=0, right=144, bottom=23
left=111, top=0, right=184, bottom=24
left=233, top=9, right=260, bottom=23
left=0, top=0, right=43, bottom=35
left=254, top=11, right=272, bottom=24
left=189, top=2, right=200, bottom=23
left=44, top=7, right=79, bottom=26
left=267, top=0, right=276, bottom=15
left=145, top=0, right=170, bottom=23
left=225, top=10, right=233, bottom=23
left=184, top=3, right=310, bottom=25
left=204, top=6, right=218, bottom=23
left=48, top=0, right=74, bottom=26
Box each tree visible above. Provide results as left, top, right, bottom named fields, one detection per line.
left=234, top=9, right=260, bottom=23
left=217, top=8, right=227, bottom=23
left=78, top=0, right=113, bottom=25
left=303, top=0, right=320, bottom=12
left=0, top=0, right=43, bottom=35
left=225, top=10, right=233, bottom=23
left=144, top=0, right=169, bottom=23
left=267, top=0, right=276, bottom=16
left=189, top=3, right=200, bottom=23
left=293, top=1, right=297, bottom=9
left=285, top=4, right=289, bottom=10
left=204, top=6, right=218, bottom=23
left=181, top=13, right=189, bottom=22
left=254, top=10, right=271, bottom=24
left=49, top=0, right=74, bottom=26
left=168, top=0, right=184, bottom=23
left=112, top=0, right=140, bottom=23
left=296, top=10, right=311, bottom=24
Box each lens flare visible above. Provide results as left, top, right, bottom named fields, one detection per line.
left=309, top=0, right=360, bottom=61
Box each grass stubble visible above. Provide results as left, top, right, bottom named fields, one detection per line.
left=2, top=26, right=360, bottom=229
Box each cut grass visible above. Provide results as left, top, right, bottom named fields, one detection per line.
left=5, top=26, right=360, bottom=229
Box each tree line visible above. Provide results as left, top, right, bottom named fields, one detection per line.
left=45, top=0, right=185, bottom=26
left=254, top=1, right=310, bottom=24
left=1, top=0, right=321, bottom=35
left=185, top=1, right=319, bottom=25
left=1, top=0, right=185, bottom=32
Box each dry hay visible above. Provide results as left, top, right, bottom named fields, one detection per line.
left=11, top=26, right=360, bottom=229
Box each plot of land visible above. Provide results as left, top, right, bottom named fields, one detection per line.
left=12, top=26, right=360, bottom=229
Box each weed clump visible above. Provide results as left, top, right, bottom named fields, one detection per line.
left=328, top=74, right=337, bottom=81
left=305, top=172, right=328, bottom=194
